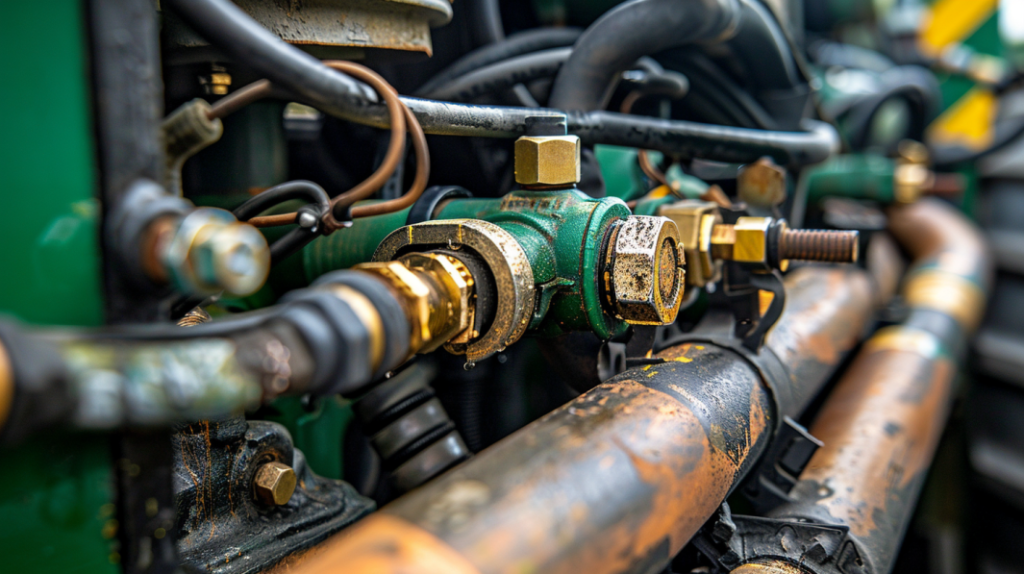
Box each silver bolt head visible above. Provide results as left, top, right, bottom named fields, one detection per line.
left=608, top=215, right=686, bottom=325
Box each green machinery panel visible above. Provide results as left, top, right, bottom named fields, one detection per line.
left=0, top=1, right=115, bottom=572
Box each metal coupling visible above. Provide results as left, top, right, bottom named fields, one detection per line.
left=354, top=252, right=475, bottom=356
left=737, top=157, right=787, bottom=209
left=514, top=134, right=582, bottom=189
left=659, top=200, right=723, bottom=287
left=602, top=215, right=686, bottom=325
left=253, top=461, right=297, bottom=506
left=162, top=208, right=271, bottom=297
left=710, top=217, right=859, bottom=269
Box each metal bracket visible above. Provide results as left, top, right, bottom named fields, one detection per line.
left=693, top=505, right=870, bottom=574
left=742, top=416, right=824, bottom=513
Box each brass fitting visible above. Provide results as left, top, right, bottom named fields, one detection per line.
left=894, top=139, right=936, bottom=204
left=737, top=157, right=787, bottom=209
left=514, top=135, right=581, bottom=188
left=604, top=215, right=686, bottom=325
left=711, top=216, right=772, bottom=264
left=162, top=208, right=271, bottom=297
left=711, top=216, right=859, bottom=269
left=355, top=252, right=474, bottom=356
left=659, top=200, right=723, bottom=287
left=253, top=461, right=296, bottom=506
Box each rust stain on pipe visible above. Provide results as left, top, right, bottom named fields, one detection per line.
left=799, top=338, right=954, bottom=538
left=281, top=343, right=772, bottom=574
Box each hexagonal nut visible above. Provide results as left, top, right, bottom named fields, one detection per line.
left=737, top=157, right=786, bottom=208
left=514, top=135, right=581, bottom=187
left=733, top=216, right=772, bottom=264
left=659, top=200, right=722, bottom=287
left=397, top=253, right=474, bottom=352
left=164, top=208, right=270, bottom=297
left=607, top=216, right=686, bottom=325
left=253, top=461, right=296, bottom=506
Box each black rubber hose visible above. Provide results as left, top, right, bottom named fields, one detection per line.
left=163, top=0, right=838, bottom=166
left=548, top=0, right=741, bottom=111
left=414, top=27, right=583, bottom=97
left=571, top=114, right=838, bottom=167
left=232, top=180, right=331, bottom=221
left=421, top=48, right=572, bottom=102
left=472, top=0, right=505, bottom=47
left=726, top=0, right=801, bottom=91
left=845, top=66, right=941, bottom=150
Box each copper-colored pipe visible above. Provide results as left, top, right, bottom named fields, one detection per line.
left=731, top=199, right=991, bottom=574
left=269, top=266, right=879, bottom=574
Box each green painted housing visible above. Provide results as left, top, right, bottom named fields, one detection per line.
left=0, top=1, right=116, bottom=573
left=302, top=190, right=632, bottom=339
left=802, top=154, right=900, bottom=204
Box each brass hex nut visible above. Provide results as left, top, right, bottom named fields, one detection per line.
left=397, top=252, right=474, bottom=353
left=354, top=260, right=433, bottom=352
left=710, top=216, right=772, bottom=265
left=606, top=216, right=686, bottom=325
left=737, top=157, right=786, bottom=208
left=659, top=200, right=722, bottom=287
left=514, top=135, right=581, bottom=187
left=253, top=461, right=296, bottom=506
left=164, top=208, right=270, bottom=297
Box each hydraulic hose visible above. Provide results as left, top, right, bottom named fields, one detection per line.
left=164, top=0, right=839, bottom=167
left=414, top=27, right=583, bottom=97
left=270, top=266, right=881, bottom=574
left=420, top=48, right=572, bottom=102
left=547, top=0, right=741, bottom=111
left=726, top=200, right=991, bottom=574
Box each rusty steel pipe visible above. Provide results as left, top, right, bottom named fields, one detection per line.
left=272, top=265, right=880, bottom=574
left=741, top=199, right=991, bottom=574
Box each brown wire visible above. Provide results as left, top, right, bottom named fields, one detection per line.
left=211, top=62, right=427, bottom=229
left=620, top=90, right=670, bottom=190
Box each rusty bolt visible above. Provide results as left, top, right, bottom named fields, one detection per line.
left=604, top=215, right=686, bottom=325
left=514, top=135, right=581, bottom=188
left=253, top=461, right=296, bottom=506
left=776, top=224, right=859, bottom=264
left=710, top=218, right=859, bottom=269
left=737, top=157, right=787, bottom=208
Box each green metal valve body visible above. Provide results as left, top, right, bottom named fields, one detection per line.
left=803, top=154, right=898, bottom=205
left=302, top=189, right=632, bottom=339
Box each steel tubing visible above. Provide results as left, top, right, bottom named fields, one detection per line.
left=274, top=266, right=880, bottom=574
left=751, top=199, right=991, bottom=574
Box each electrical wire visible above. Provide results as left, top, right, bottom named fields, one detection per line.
left=216, top=61, right=429, bottom=230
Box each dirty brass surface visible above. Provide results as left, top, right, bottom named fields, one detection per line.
left=737, top=157, right=787, bottom=208
left=373, top=220, right=536, bottom=363
left=659, top=200, right=722, bottom=286
left=253, top=461, right=297, bottom=506
left=514, top=135, right=582, bottom=187
left=607, top=216, right=685, bottom=325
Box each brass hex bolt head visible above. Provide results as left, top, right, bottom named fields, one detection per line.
left=253, top=461, right=296, bottom=506
left=658, top=200, right=722, bottom=287
left=710, top=217, right=772, bottom=264
left=605, top=216, right=686, bottom=325
left=164, top=208, right=271, bottom=297
left=514, top=135, right=581, bottom=187
left=737, top=157, right=787, bottom=208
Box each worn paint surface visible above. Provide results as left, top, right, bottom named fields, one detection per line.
left=799, top=344, right=954, bottom=540
left=766, top=266, right=875, bottom=415
left=282, top=343, right=772, bottom=574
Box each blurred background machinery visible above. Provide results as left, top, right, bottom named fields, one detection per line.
left=0, top=0, right=1021, bottom=573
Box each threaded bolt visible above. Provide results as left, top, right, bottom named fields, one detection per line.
left=778, top=228, right=859, bottom=263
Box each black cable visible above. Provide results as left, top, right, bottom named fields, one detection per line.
left=232, top=179, right=331, bottom=221
left=163, top=0, right=839, bottom=167
left=421, top=48, right=572, bottom=102
left=548, top=0, right=741, bottom=111
left=232, top=180, right=332, bottom=266
left=931, top=116, right=1024, bottom=167
left=414, top=27, right=583, bottom=97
